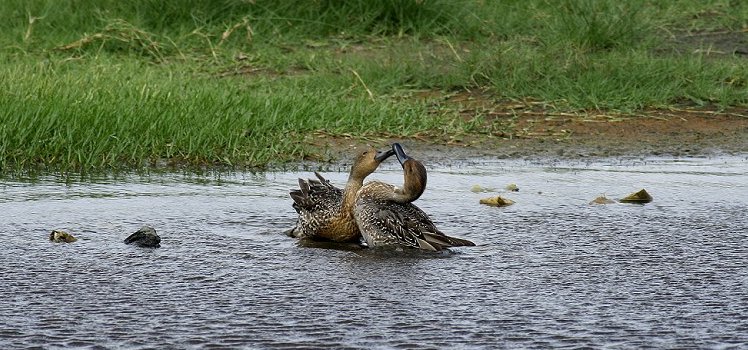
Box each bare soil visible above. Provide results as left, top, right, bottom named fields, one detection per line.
left=309, top=90, right=748, bottom=162
left=665, top=28, right=748, bottom=58
left=414, top=109, right=748, bottom=161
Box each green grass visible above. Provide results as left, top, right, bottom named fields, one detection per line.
left=0, top=58, right=439, bottom=171
left=1, top=0, right=747, bottom=173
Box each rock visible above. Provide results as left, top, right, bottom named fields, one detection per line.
left=590, top=196, right=616, bottom=205
left=619, top=189, right=653, bottom=203
left=470, top=184, right=495, bottom=193
left=505, top=183, right=519, bottom=192
left=479, top=196, right=515, bottom=207
left=124, top=226, right=161, bottom=248
left=50, top=230, right=77, bottom=243
left=472, top=184, right=518, bottom=193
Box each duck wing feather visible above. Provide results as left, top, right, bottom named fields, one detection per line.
left=287, top=172, right=344, bottom=238
left=358, top=199, right=475, bottom=251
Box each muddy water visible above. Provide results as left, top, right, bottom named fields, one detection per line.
left=1, top=156, right=747, bottom=349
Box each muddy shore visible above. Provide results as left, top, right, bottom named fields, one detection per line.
left=314, top=110, right=747, bottom=165
left=419, top=112, right=747, bottom=160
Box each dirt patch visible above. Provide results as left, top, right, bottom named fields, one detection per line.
left=394, top=113, right=748, bottom=163
left=306, top=90, right=748, bottom=162
left=665, top=29, right=748, bottom=57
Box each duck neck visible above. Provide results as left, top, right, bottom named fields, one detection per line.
left=341, top=176, right=365, bottom=214
left=390, top=189, right=416, bottom=203
left=391, top=160, right=427, bottom=203
left=391, top=181, right=422, bottom=203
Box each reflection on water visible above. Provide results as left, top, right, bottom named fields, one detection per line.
left=1, top=156, right=747, bottom=348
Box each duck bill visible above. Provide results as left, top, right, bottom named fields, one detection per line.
left=374, top=148, right=396, bottom=162
left=392, top=143, right=410, bottom=167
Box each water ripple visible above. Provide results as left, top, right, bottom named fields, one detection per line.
left=1, top=156, right=747, bottom=348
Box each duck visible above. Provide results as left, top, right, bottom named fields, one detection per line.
left=287, top=145, right=395, bottom=242
left=354, top=143, right=475, bottom=251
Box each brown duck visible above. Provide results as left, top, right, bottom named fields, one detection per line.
left=353, top=143, right=475, bottom=251
left=287, top=146, right=395, bottom=242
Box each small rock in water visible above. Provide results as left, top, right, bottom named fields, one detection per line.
left=619, top=189, right=653, bottom=203
left=124, top=226, right=161, bottom=248
left=505, top=183, right=519, bottom=192
left=470, top=184, right=495, bottom=193
left=479, top=196, right=515, bottom=207
left=590, top=195, right=616, bottom=205
left=49, top=230, right=77, bottom=243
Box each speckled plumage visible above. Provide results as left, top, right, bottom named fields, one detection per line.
left=354, top=182, right=475, bottom=251
left=286, top=146, right=396, bottom=242
left=287, top=172, right=360, bottom=242
left=354, top=143, right=475, bottom=251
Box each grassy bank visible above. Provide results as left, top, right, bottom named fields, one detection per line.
left=1, top=0, right=747, bottom=172
left=1, top=59, right=439, bottom=170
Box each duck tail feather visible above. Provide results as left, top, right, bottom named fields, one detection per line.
left=421, top=232, right=454, bottom=251
left=290, top=192, right=305, bottom=206
left=298, top=178, right=311, bottom=194
left=314, top=171, right=327, bottom=182
left=416, top=238, right=439, bottom=251
left=444, top=235, right=476, bottom=247
left=314, top=172, right=335, bottom=189
left=422, top=232, right=475, bottom=249
left=284, top=226, right=300, bottom=238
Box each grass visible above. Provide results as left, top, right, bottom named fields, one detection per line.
left=0, top=59, right=438, bottom=170
left=1, top=0, right=747, bottom=173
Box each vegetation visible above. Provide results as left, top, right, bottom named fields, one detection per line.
left=1, top=0, right=746, bottom=172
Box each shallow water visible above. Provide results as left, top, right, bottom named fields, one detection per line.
left=2, top=156, right=747, bottom=349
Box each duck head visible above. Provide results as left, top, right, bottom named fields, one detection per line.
left=392, top=143, right=427, bottom=202
left=349, top=145, right=396, bottom=180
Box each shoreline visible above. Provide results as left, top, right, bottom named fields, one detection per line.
left=310, top=112, right=748, bottom=166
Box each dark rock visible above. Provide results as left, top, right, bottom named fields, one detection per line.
left=124, top=226, right=161, bottom=248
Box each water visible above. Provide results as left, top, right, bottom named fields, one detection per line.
left=2, top=156, right=747, bottom=349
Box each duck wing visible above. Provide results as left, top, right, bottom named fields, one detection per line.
left=356, top=199, right=475, bottom=251
left=290, top=172, right=342, bottom=213
left=287, top=172, right=344, bottom=238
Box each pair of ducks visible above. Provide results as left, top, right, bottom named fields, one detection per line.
left=287, top=143, right=474, bottom=251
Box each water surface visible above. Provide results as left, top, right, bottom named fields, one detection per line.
left=2, top=156, right=747, bottom=349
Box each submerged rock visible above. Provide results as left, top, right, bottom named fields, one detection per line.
left=505, top=183, right=519, bottom=192
left=590, top=196, right=616, bottom=205
left=49, top=230, right=77, bottom=243
left=470, top=184, right=495, bottom=193
left=620, top=189, right=653, bottom=203
left=471, top=184, right=518, bottom=193
left=479, top=196, right=515, bottom=207
left=124, top=226, right=161, bottom=248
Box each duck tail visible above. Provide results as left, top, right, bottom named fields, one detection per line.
left=443, top=235, right=476, bottom=247
left=314, top=172, right=336, bottom=189
left=290, top=177, right=315, bottom=211
left=284, top=226, right=300, bottom=238
left=421, top=232, right=475, bottom=250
